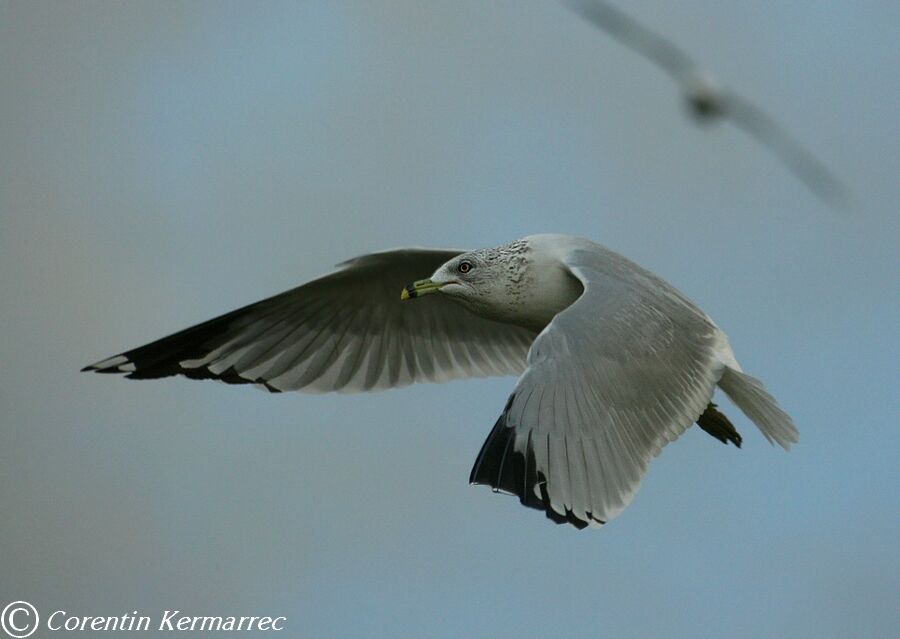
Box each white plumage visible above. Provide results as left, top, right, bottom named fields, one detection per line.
left=84, top=234, right=797, bottom=528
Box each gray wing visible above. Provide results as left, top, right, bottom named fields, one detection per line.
left=724, top=92, right=850, bottom=207
left=563, top=0, right=698, bottom=83
left=83, top=249, right=538, bottom=392
left=470, top=245, right=724, bottom=527
left=564, top=1, right=849, bottom=208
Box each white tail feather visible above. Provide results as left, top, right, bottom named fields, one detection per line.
left=718, top=367, right=799, bottom=450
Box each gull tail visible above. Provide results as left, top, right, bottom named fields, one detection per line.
left=717, top=367, right=798, bottom=450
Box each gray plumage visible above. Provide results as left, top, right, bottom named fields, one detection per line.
left=84, top=249, right=537, bottom=392
left=84, top=235, right=798, bottom=528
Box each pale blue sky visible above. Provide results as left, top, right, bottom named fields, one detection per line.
left=1, top=2, right=897, bottom=637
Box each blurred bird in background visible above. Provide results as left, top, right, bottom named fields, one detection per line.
left=562, top=0, right=849, bottom=208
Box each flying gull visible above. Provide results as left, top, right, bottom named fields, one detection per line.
left=84, top=235, right=798, bottom=528
left=562, top=0, right=848, bottom=208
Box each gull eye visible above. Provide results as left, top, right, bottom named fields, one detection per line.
left=457, top=260, right=473, bottom=274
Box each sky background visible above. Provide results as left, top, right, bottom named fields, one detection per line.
left=1, top=1, right=898, bottom=637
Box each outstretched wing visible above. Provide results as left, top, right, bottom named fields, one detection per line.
left=470, top=245, right=724, bottom=527
left=83, top=249, right=538, bottom=392
left=564, top=1, right=850, bottom=208
left=563, top=0, right=698, bottom=84
left=724, top=92, right=850, bottom=207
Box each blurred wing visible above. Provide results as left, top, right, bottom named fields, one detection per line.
left=83, top=249, right=538, bottom=392
left=566, top=1, right=850, bottom=208
left=563, top=0, right=698, bottom=83
left=470, top=246, right=723, bottom=527
left=724, top=92, right=850, bottom=207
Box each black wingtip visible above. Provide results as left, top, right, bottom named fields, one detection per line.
left=80, top=363, right=122, bottom=374
left=535, top=476, right=598, bottom=529
left=470, top=394, right=602, bottom=530
left=211, top=365, right=283, bottom=393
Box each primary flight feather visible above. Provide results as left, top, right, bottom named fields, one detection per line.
left=84, top=235, right=797, bottom=528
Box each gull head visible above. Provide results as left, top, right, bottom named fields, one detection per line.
left=401, top=236, right=583, bottom=331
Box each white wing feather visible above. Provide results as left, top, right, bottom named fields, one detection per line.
left=471, top=244, right=725, bottom=527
